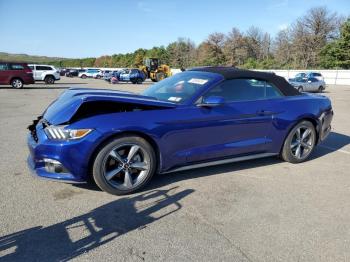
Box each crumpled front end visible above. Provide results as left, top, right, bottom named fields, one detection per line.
left=27, top=117, right=101, bottom=183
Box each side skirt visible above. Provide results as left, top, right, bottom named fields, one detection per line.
left=161, top=153, right=278, bottom=174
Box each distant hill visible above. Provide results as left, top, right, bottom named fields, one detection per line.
left=0, top=52, right=68, bottom=64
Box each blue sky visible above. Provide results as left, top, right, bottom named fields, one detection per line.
left=0, top=0, right=349, bottom=58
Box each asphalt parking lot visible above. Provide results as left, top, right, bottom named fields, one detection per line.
left=0, top=77, right=349, bottom=261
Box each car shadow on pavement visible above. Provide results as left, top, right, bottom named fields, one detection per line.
left=147, top=131, right=350, bottom=190
left=0, top=187, right=193, bottom=261
left=311, top=131, right=350, bottom=159
left=74, top=156, right=284, bottom=193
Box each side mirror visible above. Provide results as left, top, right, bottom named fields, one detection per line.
left=198, top=96, right=225, bottom=107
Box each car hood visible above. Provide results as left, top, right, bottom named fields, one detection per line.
left=43, top=87, right=176, bottom=125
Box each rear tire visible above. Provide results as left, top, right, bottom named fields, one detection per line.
left=92, top=136, right=156, bottom=195
left=136, top=78, right=142, bottom=84
left=45, top=75, right=55, bottom=84
left=81, top=74, right=87, bottom=79
left=318, top=86, right=324, bottom=93
left=11, top=78, right=23, bottom=89
left=281, top=121, right=316, bottom=163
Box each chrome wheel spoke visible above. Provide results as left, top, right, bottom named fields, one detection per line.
left=109, top=150, right=124, bottom=163
left=130, top=161, right=148, bottom=171
left=123, top=170, right=133, bottom=188
left=105, top=166, right=123, bottom=181
left=291, top=141, right=298, bottom=149
left=295, top=145, right=301, bottom=158
left=301, top=129, right=311, bottom=141
left=301, top=142, right=311, bottom=149
left=127, top=145, right=140, bottom=162
left=296, top=128, right=301, bottom=140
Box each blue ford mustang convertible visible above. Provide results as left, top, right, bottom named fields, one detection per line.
left=27, top=67, right=333, bottom=195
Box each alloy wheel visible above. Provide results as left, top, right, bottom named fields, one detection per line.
left=12, top=79, right=23, bottom=88
left=102, top=143, right=151, bottom=190
left=290, top=126, right=315, bottom=160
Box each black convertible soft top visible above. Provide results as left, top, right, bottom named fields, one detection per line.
left=189, top=66, right=300, bottom=96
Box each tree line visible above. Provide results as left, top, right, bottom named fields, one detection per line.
left=51, top=6, right=349, bottom=69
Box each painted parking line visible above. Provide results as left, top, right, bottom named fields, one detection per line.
left=319, top=145, right=350, bottom=155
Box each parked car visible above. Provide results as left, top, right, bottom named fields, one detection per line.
left=59, top=69, right=68, bottom=76
left=293, top=72, right=324, bottom=82
left=78, top=69, right=101, bottom=79
left=100, top=70, right=112, bottom=78
left=288, top=76, right=326, bottom=92
left=118, top=68, right=146, bottom=84
left=65, top=69, right=85, bottom=77
left=27, top=67, right=333, bottom=195
left=28, top=64, right=60, bottom=84
left=0, top=62, right=34, bottom=88
left=65, top=69, right=78, bottom=77
left=103, top=70, right=120, bottom=82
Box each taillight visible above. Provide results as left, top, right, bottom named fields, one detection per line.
left=24, top=68, right=33, bottom=74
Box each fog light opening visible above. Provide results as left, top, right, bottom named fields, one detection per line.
left=43, top=158, right=69, bottom=173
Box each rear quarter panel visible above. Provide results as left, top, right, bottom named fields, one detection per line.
left=267, top=94, right=332, bottom=153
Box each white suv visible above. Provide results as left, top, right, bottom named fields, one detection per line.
left=78, top=69, right=101, bottom=79
left=29, top=64, right=60, bottom=84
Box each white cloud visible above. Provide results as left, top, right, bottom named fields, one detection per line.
left=266, top=0, right=289, bottom=10
left=137, top=1, right=152, bottom=13
left=278, top=23, right=289, bottom=31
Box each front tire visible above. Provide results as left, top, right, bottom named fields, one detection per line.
left=318, top=86, right=324, bottom=93
left=281, top=121, right=316, bottom=163
left=92, top=136, right=156, bottom=195
left=11, top=78, right=23, bottom=89
left=298, top=86, right=303, bottom=92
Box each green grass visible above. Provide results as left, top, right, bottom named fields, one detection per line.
left=0, top=52, right=67, bottom=64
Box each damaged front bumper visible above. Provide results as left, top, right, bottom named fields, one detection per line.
left=27, top=117, right=101, bottom=184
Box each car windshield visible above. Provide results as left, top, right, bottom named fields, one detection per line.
left=142, top=71, right=219, bottom=103
left=294, top=77, right=306, bottom=82
left=295, top=73, right=305, bottom=78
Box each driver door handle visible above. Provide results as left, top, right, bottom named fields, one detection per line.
left=256, top=110, right=274, bottom=116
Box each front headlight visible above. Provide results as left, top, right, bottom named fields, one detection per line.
left=44, top=126, right=92, bottom=140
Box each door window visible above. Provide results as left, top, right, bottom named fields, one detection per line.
left=10, top=64, right=24, bottom=70
left=36, top=66, right=52, bottom=70
left=0, top=63, right=8, bottom=71
left=203, top=78, right=283, bottom=102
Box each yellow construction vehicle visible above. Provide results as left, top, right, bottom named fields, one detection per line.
left=140, top=58, right=171, bottom=82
